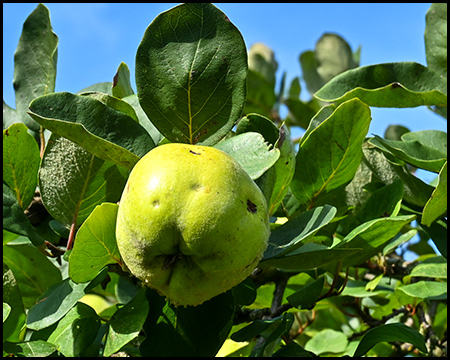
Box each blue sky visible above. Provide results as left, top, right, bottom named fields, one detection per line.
left=3, top=3, right=445, bottom=147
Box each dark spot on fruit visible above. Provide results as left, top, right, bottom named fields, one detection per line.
left=152, top=200, right=160, bottom=207
left=126, top=183, right=130, bottom=193
left=189, top=150, right=201, bottom=155
left=247, top=200, right=257, bottom=213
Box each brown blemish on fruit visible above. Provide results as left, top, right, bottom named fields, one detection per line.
left=247, top=200, right=257, bottom=213
left=189, top=150, right=201, bottom=155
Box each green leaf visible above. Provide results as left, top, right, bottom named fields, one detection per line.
left=12, top=3, right=58, bottom=132
left=248, top=42, right=278, bottom=86
left=136, top=3, right=247, bottom=145
left=236, top=113, right=279, bottom=145
left=3, top=303, right=11, bottom=323
left=141, top=288, right=234, bottom=357
left=315, top=62, right=447, bottom=107
left=3, top=340, right=57, bottom=358
left=362, top=145, right=435, bottom=207
left=261, top=243, right=362, bottom=271
left=353, top=323, right=427, bottom=356
left=287, top=277, right=324, bottom=309
left=283, top=97, right=318, bottom=129
left=425, top=3, right=447, bottom=79
left=46, top=302, right=101, bottom=357
left=81, top=92, right=139, bottom=123
left=28, top=92, right=155, bottom=170
left=26, top=267, right=108, bottom=330
left=304, top=329, right=348, bottom=355
left=336, top=215, right=416, bottom=268
left=3, top=183, right=44, bottom=246
left=244, top=43, right=277, bottom=118
left=39, top=134, right=128, bottom=229
left=103, top=289, right=149, bottom=357
left=290, top=98, right=371, bottom=209
left=3, top=100, right=19, bottom=130
left=122, top=94, right=164, bottom=145
left=69, top=203, right=121, bottom=283
left=355, top=179, right=404, bottom=223
left=3, top=263, right=26, bottom=342
left=3, top=123, right=40, bottom=209
left=299, top=33, right=358, bottom=96
left=256, top=125, right=296, bottom=216
left=263, top=205, right=337, bottom=260
left=251, top=313, right=294, bottom=357
left=396, top=281, right=447, bottom=301
left=369, top=130, right=447, bottom=173
left=112, top=62, right=135, bottom=99
left=410, top=256, right=447, bottom=279
left=214, top=132, right=280, bottom=180
left=422, top=161, right=447, bottom=226
left=314, top=33, right=358, bottom=85
left=3, top=244, right=62, bottom=309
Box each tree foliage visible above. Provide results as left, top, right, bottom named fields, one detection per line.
left=3, top=3, right=447, bottom=357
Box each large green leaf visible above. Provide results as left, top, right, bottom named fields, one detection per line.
left=214, top=132, right=280, bottom=180
left=353, top=323, right=427, bottom=357
left=425, top=3, right=447, bottom=79
left=140, top=288, right=234, bottom=357
left=362, top=144, right=435, bottom=208
left=410, top=256, right=447, bottom=279
left=69, top=203, right=121, bottom=283
left=26, top=268, right=107, bottom=331
left=263, top=205, right=337, bottom=260
left=3, top=244, right=62, bottom=309
left=39, top=134, right=128, bottom=229
left=2, top=341, right=56, bottom=358
left=305, top=329, right=348, bottom=355
left=315, top=62, right=447, bottom=107
left=336, top=215, right=416, bottom=268
left=369, top=130, right=447, bottom=173
left=290, top=98, right=371, bottom=209
left=3, top=183, right=44, bottom=246
left=3, top=264, right=26, bottom=342
left=299, top=33, right=359, bottom=96
left=422, top=161, right=447, bottom=226
left=3, top=124, right=41, bottom=209
left=244, top=43, right=278, bottom=118
left=256, top=125, right=296, bottom=216
left=11, top=3, right=58, bottom=132
left=261, top=243, right=362, bottom=271
left=45, top=302, right=101, bottom=357
left=286, top=277, right=325, bottom=310
left=103, top=289, right=149, bottom=357
left=28, top=92, right=155, bottom=170
left=396, top=281, right=447, bottom=301
left=136, top=3, right=247, bottom=145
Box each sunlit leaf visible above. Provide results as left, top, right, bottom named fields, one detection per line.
left=353, top=323, right=427, bottom=356
left=69, top=203, right=121, bottom=283
left=315, top=62, right=447, bottom=108
left=136, top=3, right=247, bottom=145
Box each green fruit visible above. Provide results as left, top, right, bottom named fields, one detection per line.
left=116, top=143, right=270, bottom=306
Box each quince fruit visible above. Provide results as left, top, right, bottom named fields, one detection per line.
left=116, top=143, right=270, bottom=306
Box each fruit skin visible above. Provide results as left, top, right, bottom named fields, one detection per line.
left=116, top=143, right=270, bottom=306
